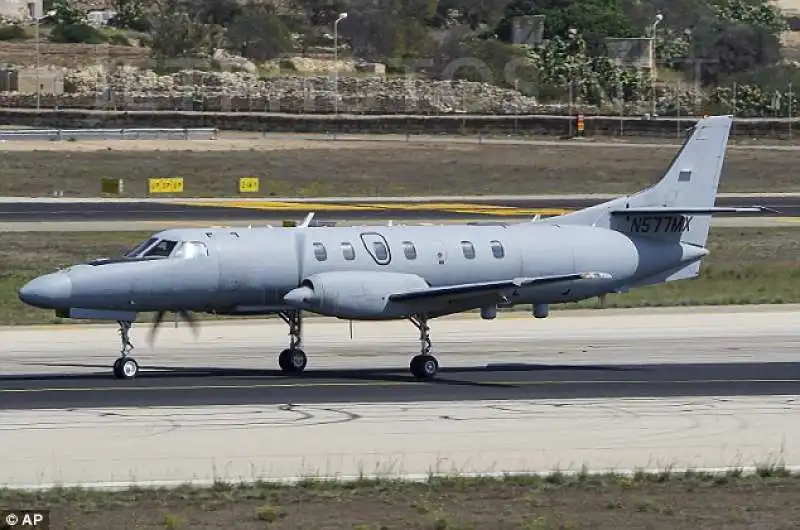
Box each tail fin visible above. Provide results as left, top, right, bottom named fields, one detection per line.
left=543, top=115, right=769, bottom=248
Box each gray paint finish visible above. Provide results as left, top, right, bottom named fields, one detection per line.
left=18, top=116, right=756, bottom=322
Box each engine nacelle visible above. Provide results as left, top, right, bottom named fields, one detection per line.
left=283, top=270, right=430, bottom=320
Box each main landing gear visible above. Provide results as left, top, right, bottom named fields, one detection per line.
left=112, top=320, right=139, bottom=379
left=274, top=311, right=441, bottom=380
left=408, top=314, right=439, bottom=380
left=277, top=310, right=307, bottom=374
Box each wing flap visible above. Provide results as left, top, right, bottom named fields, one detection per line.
left=610, top=206, right=778, bottom=215
left=388, top=272, right=611, bottom=303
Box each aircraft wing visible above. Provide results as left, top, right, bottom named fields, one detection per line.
left=387, top=272, right=611, bottom=303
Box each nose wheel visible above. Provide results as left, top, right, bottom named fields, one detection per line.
left=112, top=320, right=139, bottom=379
left=113, top=357, right=139, bottom=379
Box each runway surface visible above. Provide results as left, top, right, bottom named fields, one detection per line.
left=1, top=216, right=795, bottom=231
left=4, top=305, right=800, bottom=489
left=0, top=194, right=795, bottom=227
left=2, top=305, right=799, bottom=410
left=4, top=396, right=800, bottom=489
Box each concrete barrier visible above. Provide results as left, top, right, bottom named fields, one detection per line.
left=0, top=108, right=797, bottom=139
left=0, top=127, right=219, bottom=141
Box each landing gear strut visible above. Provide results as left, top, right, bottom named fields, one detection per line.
left=408, top=314, right=439, bottom=380
left=112, top=320, right=139, bottom=379
left=278, top=310, right=307, bottom=374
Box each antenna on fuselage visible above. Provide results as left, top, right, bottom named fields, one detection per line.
left=299, top=212, right=315, bottom=227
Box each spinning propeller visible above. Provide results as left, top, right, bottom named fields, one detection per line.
left=147, top=309, right=199, bottom=346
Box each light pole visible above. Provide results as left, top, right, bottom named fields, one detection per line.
left=650, top=13, right=663, bottom=117
left=333, top=12, right=347, bottom=115
left=31, top=6, right=55, bottom=111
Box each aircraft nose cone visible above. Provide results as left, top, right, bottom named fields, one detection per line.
left=19, top=273, right=72, bottom=309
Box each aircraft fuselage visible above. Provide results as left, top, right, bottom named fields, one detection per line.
left=19, top=222, right=704, bottom=319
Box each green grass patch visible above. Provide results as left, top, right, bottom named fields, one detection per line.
left=2, top=466, right=799, bottom=529
left=1, top=227, right=798, bottom=326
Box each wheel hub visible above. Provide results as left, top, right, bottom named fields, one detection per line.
left=123, top=360, right=136, bottom=377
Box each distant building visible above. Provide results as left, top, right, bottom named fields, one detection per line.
left=0, top=67, right=64, bottom=95
left=86, top=8, right=116, bottom=26
left=0, top=0, right=42, bottom=20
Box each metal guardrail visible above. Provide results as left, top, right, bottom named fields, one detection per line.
left=0, top=128, right=219, bottom=141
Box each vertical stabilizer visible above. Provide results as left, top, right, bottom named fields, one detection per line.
left=544, top=115, right=734, bottom=248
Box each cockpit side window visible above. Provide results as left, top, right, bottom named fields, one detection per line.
left=143, top=239, right=178, bottom=257
left=124, top=237, right=157, bottom=258
left=172, top=241, right=208, bottom=259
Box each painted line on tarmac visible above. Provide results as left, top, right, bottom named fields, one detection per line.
left=3, top=378, right=798, bottom=394
left=176, top=200, right=571, bottom=217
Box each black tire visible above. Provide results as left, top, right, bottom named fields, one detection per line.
left=113, top=357, right=138, bottom=379
left=279, top=348, right=307, bottom=374
left=410, top=354, right=438, bottom=379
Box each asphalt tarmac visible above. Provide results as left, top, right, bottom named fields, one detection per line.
left=0, top=194, right=796, bottom=222
left=2, top=305, right=798, bottom=411
left=2, top=360, right=799, bottom=410
left=4, top=306, right=800, bottom=488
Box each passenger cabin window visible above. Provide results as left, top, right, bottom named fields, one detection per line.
left=172, top=241, right=208, bottom=259
left=461, top=241, right=475, bottom=259
left=341, top=242, right=355, bottom=260
left=373, top=241, right=389, bottom=261
left=402, top=241, right=417, bottom=260
left=313, top=242, right=327, bottom=261
left=490, top=240, right=505, bottom=259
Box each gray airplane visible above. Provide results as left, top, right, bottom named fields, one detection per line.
left=18, top=115, right=771, bottom=380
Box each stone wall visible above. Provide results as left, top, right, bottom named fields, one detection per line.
left=0, top=108, right=795, bottom=139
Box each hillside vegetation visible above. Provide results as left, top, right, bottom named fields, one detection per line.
left=0, top=0, right=798, bottom=115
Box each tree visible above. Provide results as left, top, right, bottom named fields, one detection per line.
left=51, top=0, right=84, bottom=26
left=337, top=0, right=436, bottom=62
left=148, top=0, right=223, bottom=68
left=689, top=16, right=782, bottom=85
left=225, top=2, right=294, bottom=61
left=110, top=0, right=150, bottom=31
left=494, top=0, right=636, bottom=53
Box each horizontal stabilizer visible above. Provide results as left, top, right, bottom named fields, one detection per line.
left=610, top=206, right=779, bottom=215
left=388, top=272, right=611, bottom=302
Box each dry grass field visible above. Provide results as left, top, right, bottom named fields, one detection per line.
left=0, top=137, right=798, bottom=197
left=2, top=470, right=799, bottom=530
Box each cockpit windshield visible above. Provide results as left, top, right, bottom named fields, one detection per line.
left=123, top=237, right=157, bottom=258
left=122, top=238, right=208, bottom=260
left=144, top=239, right=178, bottom=257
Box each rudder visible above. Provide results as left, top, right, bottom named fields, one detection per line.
left=544, top=115, right=736, bottom=248
left=617, top=114, right=732, bottom=247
